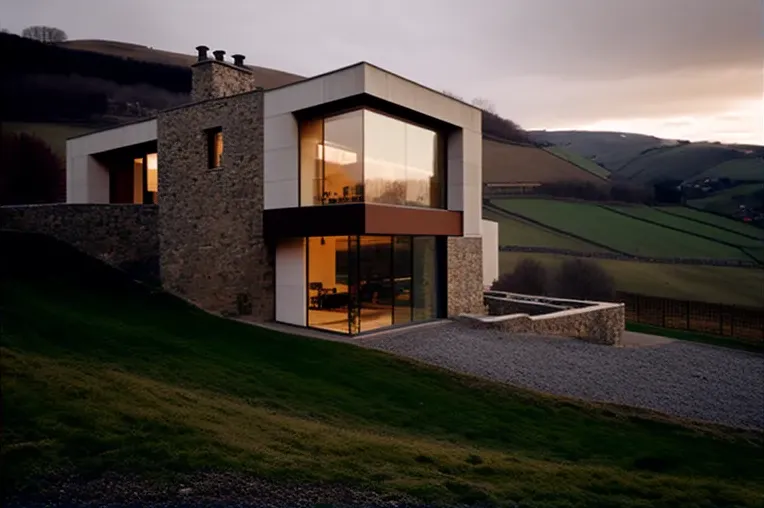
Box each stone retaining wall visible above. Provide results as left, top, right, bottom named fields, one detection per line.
left=447, top=236, right=485, bottom=316
left=0, top=204, right=159, bottom=282
left=461, top=294, right=625, bottom=345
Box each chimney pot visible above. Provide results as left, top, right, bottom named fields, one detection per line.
left=232, top=54, right=246, bottom=67
left=195, top=45, right=209, bottom=62
left=213, top=50, right=226, bottom=62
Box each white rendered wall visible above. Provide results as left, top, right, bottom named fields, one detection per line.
left=481, top=219, right=499, bottom=288
left=275, top=238, right=307, bottom=326
left=66, top=119, right=157, bottom=203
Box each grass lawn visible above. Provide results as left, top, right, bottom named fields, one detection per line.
left=493, top=198, right=751, bottom=261
left=483, top=208, right=606, bottom=253
left=500, top=251, right=764, bottom=308
left=3, top=233, right=764, bottom=507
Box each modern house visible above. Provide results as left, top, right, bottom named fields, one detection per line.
left=63, top=46, right=498, bottom=335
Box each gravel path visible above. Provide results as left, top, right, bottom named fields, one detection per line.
left=361, top=322, right=764, bottom=429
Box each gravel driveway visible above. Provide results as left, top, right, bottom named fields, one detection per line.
left=360, top=322, right=764, bottom=429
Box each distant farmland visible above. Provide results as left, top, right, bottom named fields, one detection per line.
left=490, top=198, right=758, bottom=263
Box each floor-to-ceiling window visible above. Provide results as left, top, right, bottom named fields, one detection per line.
left=306, top=235, right=440, bottom=334
left=298, top=109, right=443, bottom=208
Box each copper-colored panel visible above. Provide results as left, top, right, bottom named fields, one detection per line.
left=365, top=204, right=462, bottom=236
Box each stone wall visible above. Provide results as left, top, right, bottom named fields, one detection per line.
left=0, top=204, right=159, bottom=281
left=485, top=297, right=567, bottom=316
left=191, top=60, right=258, bottom=102
left=463, top=295, right=625, bottom=345
left=158, top=90, right=273, bottom=319
left=447, top=236, right=485, bottom=316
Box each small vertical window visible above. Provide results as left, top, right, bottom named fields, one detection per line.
left=206, top=127, right=223, bottom=168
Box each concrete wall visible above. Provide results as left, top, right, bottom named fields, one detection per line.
left=481, top=219, right=498, bottom=288
left=0, top=204, right=159, bottom=282
left=157, top=91, right=273, bottom=319
left=275, top=237, right=307, bottom=326
left=66, top=119, right=157, bottom=203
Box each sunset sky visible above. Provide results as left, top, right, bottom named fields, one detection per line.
left=4, top=0, right=763, bottom=144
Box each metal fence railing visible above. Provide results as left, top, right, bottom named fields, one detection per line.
left=616, top=292, right=764, bottom=343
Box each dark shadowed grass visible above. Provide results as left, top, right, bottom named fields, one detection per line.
left=1, top=232, right=763, bottom=507
left=626, top=322, right=764, bottom=354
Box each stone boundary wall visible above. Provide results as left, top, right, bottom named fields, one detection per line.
left=0, top=204, right=159, bottom=282
left=459, top=292, right=625, bottom=345
left=499, top=246, right=758, bottom=268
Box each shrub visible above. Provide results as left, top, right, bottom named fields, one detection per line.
left=552, top=258, right=615, bottom=302
left=491, top=258, right=547, bottom=295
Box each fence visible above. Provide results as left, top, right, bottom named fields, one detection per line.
left=616, top=292, right=764, bottom=343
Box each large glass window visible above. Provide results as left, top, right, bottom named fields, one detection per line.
left=306, top=235, right=440, bottom=334
left=299, top=109, right=443, bottom=208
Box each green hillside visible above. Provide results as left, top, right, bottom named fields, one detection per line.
left=658, top=206, right=764, bottom=237
left=491, top=198, right=753, bottom=262
left=542, top=146, right=610, bottom=179
left=688, top=157, right=764, bottom=183
left=483, top=207, right=606, bottom=252
left=5, top=232, right=763, bottom=507
left=689, top=183, right=764, bottom=216
left=606, top=205, right=764, bottom=262
left=529, top=130, right=665, bottom=170
left=616, top=143, right=751, bottom=183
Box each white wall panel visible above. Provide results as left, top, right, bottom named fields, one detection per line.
left=481, top=220, right=499, bottom=287
left=275, top=238, right=306, bottom=326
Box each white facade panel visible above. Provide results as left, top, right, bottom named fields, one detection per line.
left=263, top=145, right=299, bottom=183
left=65, top=119, right=157, bottom=203
left=275, top=238, right=307, bottom=326
left=264, top=179, right=298, bottom=210
left=264, top=66, right=365, bottom=118
left=263, top=113, right=298, bottom=151
left=481, top=219, right=499, bottom=288
left=463, top=184, right=482, bottom=237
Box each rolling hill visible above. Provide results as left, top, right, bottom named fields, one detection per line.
left=483, top=138, right=607, bottom=186
left=529, top=130, right=669, bottom=170
left=615, top=143, right=757, bottom=184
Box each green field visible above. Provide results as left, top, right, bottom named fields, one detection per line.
left=689, top=157, right=764, bottom=183
left=4, top=233, right=764, bottom=507
left=689, top=183, right=764, bottom=216
left=500, top=251, right=764, bottom=308
left=657, top=206, right=764, bottom=238
left=543, top=146, right=610, bottom=179
left=492, top=198, right=752, bottom=261
left=616, top=143, right=749, bottom=183
left=483, top=208, right=606, bottom=252
left=607, top=205, right=764, bottom=262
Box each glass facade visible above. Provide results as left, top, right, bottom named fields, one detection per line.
left=299, top=109, right=443, bottom=208
left=306, top=235, right=440, bottom=334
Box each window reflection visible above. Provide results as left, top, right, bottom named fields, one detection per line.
left=322, top=111, right=363, bottom=205
left=298, top=109, right=442, bottom=208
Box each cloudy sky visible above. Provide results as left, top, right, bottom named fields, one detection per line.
left=4, top=0, right=763, bottom=144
